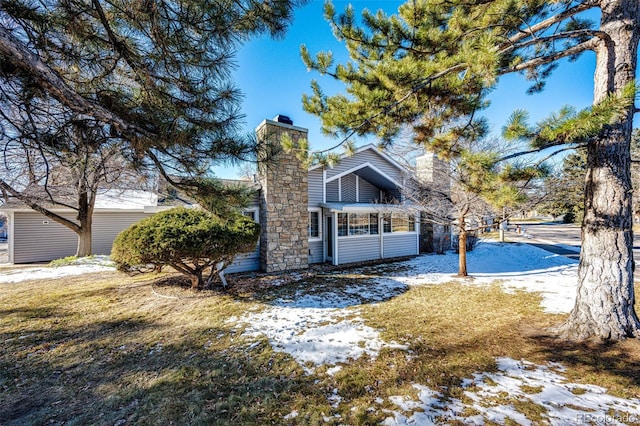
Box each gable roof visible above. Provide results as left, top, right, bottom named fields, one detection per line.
left=308, top=144, right=409, bottom=174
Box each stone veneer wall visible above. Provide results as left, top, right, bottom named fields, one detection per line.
left=256, top=119, right=309, bottom=272
left=415, top=152, right=451, bottom=252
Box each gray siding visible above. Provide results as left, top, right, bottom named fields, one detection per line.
left=325, top=148, right=403, bottom=184
left=341, top=174, right=357, bottom=202
left=383, top=233, right=418, bottom=258
left=326, top=180, right=339, bottom=202
left=308, top=168, right=324, bottom=205
left=13, top=210, right=149, bottom=263
left=337, top=236, right=381, bottom=264
left=225, top=245, right=260, bottom=273
left=309, top=240, right=323, bottom=264
left=359, top=179, right=380, bottom=203
left=92, top=212, right=152, bottom=254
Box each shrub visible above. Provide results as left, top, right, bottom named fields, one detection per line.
left=111, top=207, right=260, bottom=289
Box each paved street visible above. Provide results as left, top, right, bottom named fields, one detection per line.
left=507, top=221, right=640, bottom=263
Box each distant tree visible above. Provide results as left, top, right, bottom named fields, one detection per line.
left=0, top=0, right=305, bottom=256
left=0, top=102, right=148, bottom=256
left=112, top=207, right=260, bottom=290
left=539, top=150, right=587, bottom=224
left=302, top=0, right=640, bottom=340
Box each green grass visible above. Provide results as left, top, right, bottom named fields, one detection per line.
left=1, top=267, right=640, bottom=425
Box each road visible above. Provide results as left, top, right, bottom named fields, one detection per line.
left=507, top=222, right=640, bottom=263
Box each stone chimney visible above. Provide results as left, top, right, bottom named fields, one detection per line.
left=256, top=116, right=309, bottom=273
left=415, top=151, right=450, bottom=193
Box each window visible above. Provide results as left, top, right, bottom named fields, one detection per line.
left=308, top=211, right=320, bottom=238
left=349, top=213, right=370, bottom=235
left=369, top=213, right=379, bottom=235
left=337, top=213, right=379, bottom=237
left=338, top=213, right=348, bottom=236
left=242, top=210, right=258, bottom=222
left=382, top=214, right=392, bottom=233
left=383, top=213, right=415, bottom=233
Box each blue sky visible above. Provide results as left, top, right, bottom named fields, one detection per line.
left=215, top=0, right=598, bottom=178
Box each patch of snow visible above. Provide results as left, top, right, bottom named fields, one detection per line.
left=240, top=278, right=407, bottom=374
left=0, top=256, right=115, bottom=283
left=383, top=358, right=640, bottom=425
left=243, top=305, right=406, bottom=374
left=392, top=241, right=579, bottom=314
left=283, top=410, right=298, bottom=420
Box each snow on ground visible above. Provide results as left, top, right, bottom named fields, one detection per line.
left=240, top=281, right=408, bottom=374
left=0, top=255, right=115, bottom=283
left=393, top=241, right=579, bottom=314
left=383, top=358, right=640, bottom=426
left=241, top=240, right=579, bottom=375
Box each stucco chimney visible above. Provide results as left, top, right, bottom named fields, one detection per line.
left=256, top=117, right=309, bottom=273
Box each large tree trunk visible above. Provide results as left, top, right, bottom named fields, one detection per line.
left=75, top=188, right=93, bottom=257
left=559, top=0, right=640, bottom=340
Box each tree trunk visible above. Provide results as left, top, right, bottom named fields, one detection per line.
left=75, top=188, right=93, bottom=257
left=189, top=273, right=204, bottom=290
left=458, top=215, right=468, bottom=276
left=559, top=0, right=640, bottom=340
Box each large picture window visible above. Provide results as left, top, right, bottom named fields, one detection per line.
left=383, top=213, right=415, bottom=233
left=337, top=213, right=380, bottom=237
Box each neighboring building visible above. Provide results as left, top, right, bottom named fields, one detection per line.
left=0, top=190, right=165, bottom=264
left=0, top=117, right=449, bottom=269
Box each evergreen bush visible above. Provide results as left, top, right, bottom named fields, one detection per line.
left=111, top=207, right=260, bottom=289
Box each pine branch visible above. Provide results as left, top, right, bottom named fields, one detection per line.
left=0, top=26, right=151, bottom=139
left=314, top=63, right=467, bottom=155
left=499, top=29, right=607, bottom=57
left=0, top=178, right=82, bottom=232
left=505, top=0, right=598, bottom=46
left=501, top=38, right=597, bottom=73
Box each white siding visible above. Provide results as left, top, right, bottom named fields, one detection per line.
left=383, top=233, right=418, bottom=258
left=308, top=168, right=324, bottom=206
left=309, top=240, right=323, bottom=264
left=325, top=149, right=403, bottom=183
left=337, top=236, right=381, bottom=264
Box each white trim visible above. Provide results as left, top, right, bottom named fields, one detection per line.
left=415, top=213, right=420, bottom=254
left=333, top=212, right=338, bottom=265
left=338, top=177, right=342, bottom=202
left=242, top=207, right=260, bottom=223
left=8, top=211, right=14, bottom=264
left=307, top=208, right=322, bottom=241
left=324, top=162, right=402, bottom=188
left=322, top=169, right=327, bottom=203
left=355, top=175, right=360, bottom=202
left=380, top=214, right=384, bottom=258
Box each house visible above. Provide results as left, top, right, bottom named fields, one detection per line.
left=0, top=116, right=448, bottom=269
left=225, top=117, right=449, bottom=273
left=0, top=190, right=166, bottom=264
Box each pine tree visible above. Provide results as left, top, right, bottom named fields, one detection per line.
left=302, top=0, right=639, bottom=340
left=0, top=0, right=304, bottom=256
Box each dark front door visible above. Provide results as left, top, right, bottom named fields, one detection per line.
left=326, top=216, right=333, bottom=260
